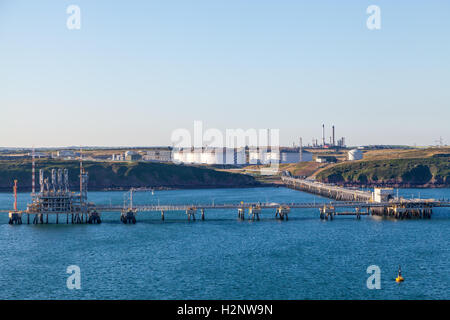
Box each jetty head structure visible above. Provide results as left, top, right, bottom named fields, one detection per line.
left=7, top=155, right=101, bottom=225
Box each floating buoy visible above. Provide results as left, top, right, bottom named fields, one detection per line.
left=396, top=266, right=404, bottom=282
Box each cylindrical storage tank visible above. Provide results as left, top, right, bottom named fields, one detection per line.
left=348, top=149, right=363, bottom=161
left=235, top=148, right=246, bottom=165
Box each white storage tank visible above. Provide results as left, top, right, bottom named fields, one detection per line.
left=348, top=149, right=363, bottom=161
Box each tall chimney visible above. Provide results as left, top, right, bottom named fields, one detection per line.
left=322, top=124, right=325, bottom=146
left=332, top=125, right=335, bottom=146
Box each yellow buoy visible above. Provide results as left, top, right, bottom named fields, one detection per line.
left=396, top=266, right=404, bottom=282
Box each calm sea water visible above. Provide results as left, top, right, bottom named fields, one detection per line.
left=0, top=187, right=449, bottom=300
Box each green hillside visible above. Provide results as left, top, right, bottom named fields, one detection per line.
left=0, top=160, right=259, bottom=191
left=316, top=156, right=450, bottom=187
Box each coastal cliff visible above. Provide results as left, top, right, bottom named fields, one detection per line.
left=0, top=160, right=259, bottom=191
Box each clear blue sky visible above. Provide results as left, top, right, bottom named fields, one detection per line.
left=1, top=0, right=449, bottom=147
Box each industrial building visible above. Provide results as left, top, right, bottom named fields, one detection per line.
left=372, top=188, right=394, bottom=203
left=26, top=151, right=48, bottom=158
left=55, top=150, right=76, bottom=159
left=111, top=154, right=125, bottom=161
left=143, top=149, right=172, bottom=162
left=125, top=151, right=142, bottom=161
left=315, top=155, right=338, bottom=163
left=310, top=124, right=346, bottom=148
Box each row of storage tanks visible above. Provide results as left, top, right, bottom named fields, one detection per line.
left=172, top=148, right=313, bottom=165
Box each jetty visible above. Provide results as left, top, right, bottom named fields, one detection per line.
left=2, top=165, right=450, bottom=225
left=282, top=177, right=373, bottom=202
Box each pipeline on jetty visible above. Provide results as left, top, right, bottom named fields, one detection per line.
left=3, top=164, right=450, bottom=225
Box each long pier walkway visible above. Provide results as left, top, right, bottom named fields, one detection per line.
left=282, top=176, right=372, bottom=201
left=4, top=197, right=450, bottom=225
left=3, top=176, right=449, bottom=225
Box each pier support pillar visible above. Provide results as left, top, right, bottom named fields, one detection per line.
left=88, top=211, right=101, bottom=224
left=186, top=207, right=197, bottom=221
left=249, top=206, right=261, bottom=221
left=201, top=209, right=205, bottom=221
left=8, top=212, right=22, bottom=225
left=276, top=206, right=290, bottom=221
left=161, top=211, right=165, bottom=221
left=121, top=210, right=136, bottom=224
left=238, top=208, right=245, bottom=220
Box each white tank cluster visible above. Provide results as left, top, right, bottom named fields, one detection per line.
left=172, top=148, right=246, bottom=165
left=248, top=149, right=312, bottom=164
left=172, top=147, right=313, bottom=165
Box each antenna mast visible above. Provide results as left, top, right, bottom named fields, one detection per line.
left=13, top=180, right=18, bottom=211
left=80, top=147, right=83, bottom=204
left=299, top=137, right=303, bottom=162
left=31, top=147, right=36, bottom=198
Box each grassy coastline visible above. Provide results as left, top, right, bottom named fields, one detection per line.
left=316, top=156, right=450, bottom=187
left=0, top=160, right=260, bottom=191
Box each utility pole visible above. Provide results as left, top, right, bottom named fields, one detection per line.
left=13, top=180, right=18, bottom=211
left=31, top=147, right=35, bottom=198
left=332, top=125, right=335, bottom=146
left=299, top=137, right=303, bottom=162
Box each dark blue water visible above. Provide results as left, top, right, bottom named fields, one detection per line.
left=0, top=187, right=449, bottom=299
